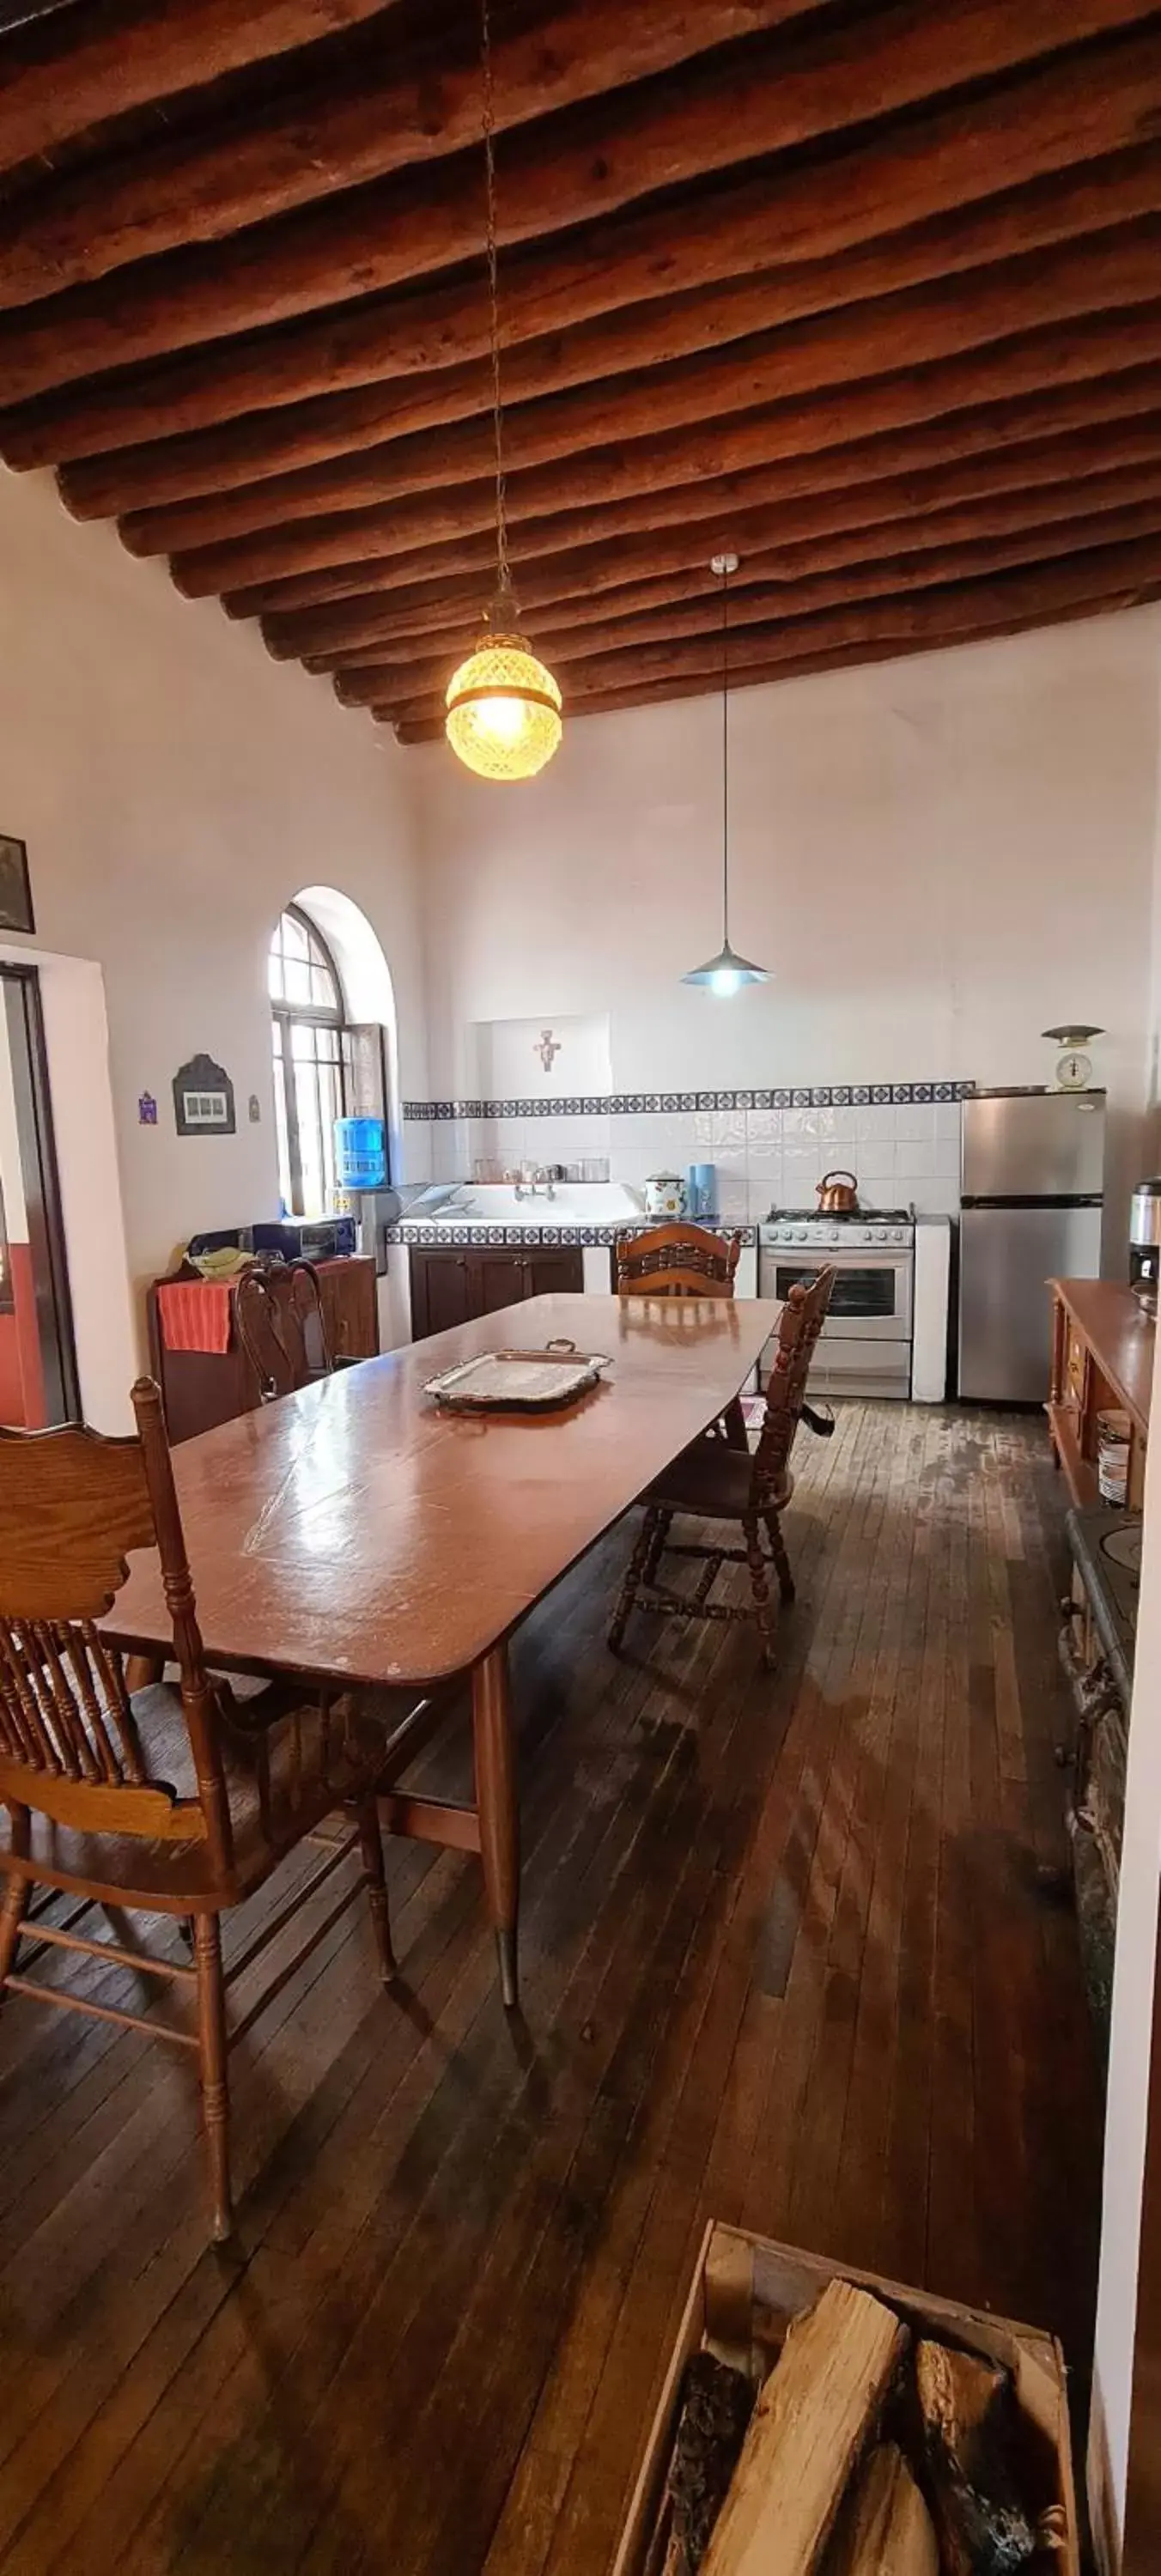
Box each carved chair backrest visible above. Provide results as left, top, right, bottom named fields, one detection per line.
left=270, top=1261, right=331, bottom=1382
left=751, top=1267, right=836, bottom=1503
left=0, top=1379, right=231, bottom=1867
left=616, top=1225, right=740, bottom=1300
left=235, top=1262, right=331, bottom=1402
left=234, top=1266, right=296, bottom=1404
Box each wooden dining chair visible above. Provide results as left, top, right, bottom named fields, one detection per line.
left=235, top=1259, right=333, bottom=1404
left=271, top=1259, right=333, bottom=1383
left=0, top=1379, right=416, bottom=2242
left=615, top=1223, right=741, bottom=1298
left=234, top=1262, right=296, bottom=1403
left=617, top=1223, right=745, bottom=1444
left=608, top=1267, right=836, bottom=1668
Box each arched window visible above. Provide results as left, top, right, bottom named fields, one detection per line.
left=268, top=904, right=349, bottom=1217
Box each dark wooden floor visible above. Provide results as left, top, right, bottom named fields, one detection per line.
left=0, top=1403, right=1103, bottom=2576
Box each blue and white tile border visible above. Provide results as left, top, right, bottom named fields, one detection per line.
left=403, top=1081, right=976, bottom=1121
left=386, top=1220, right=758, bottom=1248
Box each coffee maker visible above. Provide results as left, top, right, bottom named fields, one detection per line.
left=1129, top=1176, right=1161, bottom=1309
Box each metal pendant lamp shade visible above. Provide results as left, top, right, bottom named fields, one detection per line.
left=683, top=555, right=769, bottom=993
left=446, top=0, right=562, bottom=783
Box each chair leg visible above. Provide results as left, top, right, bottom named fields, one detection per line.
left=765, top=1509, right=796, bottom=1604
left=642, top=1505, right=672, bottom=1587
left=609, top=1505, right=661, bottom=1653
left=0, top=1867, right=30, bottom=1996
left=356, top=1793, right=396, bottom=1984
left=193, top=1913, right=234, bottom=2245
left=743, top=1511, right=778, bottom=1669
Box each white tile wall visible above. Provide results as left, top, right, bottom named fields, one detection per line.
left=403, top=1102, right=963, bottom=1222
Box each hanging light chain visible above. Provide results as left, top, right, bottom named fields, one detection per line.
left=480, top=0, right=512, bottom=608
left=721, top=558, right=731, bottom=946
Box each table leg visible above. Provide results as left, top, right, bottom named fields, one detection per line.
left=125, top=1653, right=165, bottom=1693
left=471, top=1643, right=520, bottom=2009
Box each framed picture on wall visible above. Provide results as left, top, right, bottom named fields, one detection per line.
left=0, top=835, right=33, bottom=936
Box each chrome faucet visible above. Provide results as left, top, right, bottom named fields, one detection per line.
left=508, top=1166, right=556, bottom=1202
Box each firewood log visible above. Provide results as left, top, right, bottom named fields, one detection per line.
left=824, top=2442, right=939, bottom=2574
left=700, top=2280, right=908, bottom=2576
left=915, top=2340, right=1038, bottom=2574
left=665, top=2351, right=756, bottom=2576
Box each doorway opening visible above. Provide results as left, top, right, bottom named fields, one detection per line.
left=0, top=965, right=80, bottom=1425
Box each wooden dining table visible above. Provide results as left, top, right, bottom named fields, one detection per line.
left=105, top=1291, right=779, bottom=2004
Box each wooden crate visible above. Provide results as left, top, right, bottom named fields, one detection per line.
left=612, top=2222, right=1079, bottom=2576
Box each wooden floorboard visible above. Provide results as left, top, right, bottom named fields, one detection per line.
left=0, top=1402, right=1103, bottom=2576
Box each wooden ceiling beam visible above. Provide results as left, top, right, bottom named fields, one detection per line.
left=0, top=0, right=826, bottom=309
left=342, top=493, right=1161, bottom=708
left=390, top=589, right=1161, bottom=738
left=0, top=0, right=406, bottom=173
left=323, top=471, right=1161, bottom=688
left=267, top=395, right=1161, bottom=658
left=0, top=0, right=1153, bottom=407
left=123, top=216, right=1161, bottom=562
left=237, top=352, right=1161, bottom=619
left=304, top=436, right=1161, bottom=663
left=64, top=146, right=1161, bottom=531
left=180, top=277, right=1161, bottom=605
left=17, top=21, right=1161, bottom=481
left=379, top=533, right=1161, bottom=723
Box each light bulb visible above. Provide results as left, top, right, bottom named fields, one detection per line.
left=708, top=965, right=742, bottom=998
left=473, top=692, right=528, bottom=746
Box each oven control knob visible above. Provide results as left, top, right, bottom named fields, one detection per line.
left=891, top=1227, right=904, bottom=1242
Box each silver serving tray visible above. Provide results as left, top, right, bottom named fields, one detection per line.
left=423, top=1341, right=611, bottom=1412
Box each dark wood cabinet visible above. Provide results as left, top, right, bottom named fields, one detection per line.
left=408, top=1244, right=584, bottom=1338
left=318, top=1254, right=379, bottom=1364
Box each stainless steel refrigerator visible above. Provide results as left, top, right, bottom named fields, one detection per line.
left=959, top=1090, right=1105, bottom=1401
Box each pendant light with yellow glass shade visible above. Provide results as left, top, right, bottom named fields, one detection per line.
left=445, top=0, right=562, bottom=783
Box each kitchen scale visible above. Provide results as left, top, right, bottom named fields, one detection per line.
left=1042, top=1023, right=1104, bottom=1091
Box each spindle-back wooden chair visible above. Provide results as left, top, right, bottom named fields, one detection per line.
left=608, top=1267, right=836, bottom=1668
left=617, top=1224, right=745, bottom=1443
left=614, top=1224, right=741, bottom=1298
left=0, top=1378, right=409, bottom=2241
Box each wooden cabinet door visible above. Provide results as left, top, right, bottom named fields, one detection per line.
left=471, top=1250, right=529, bottom=1319
left=317, top=1255, right=378, bottom=1362
left=410, top=1249, right=473, bottom=1340
left=523, top=1248, right=585, bottom=1300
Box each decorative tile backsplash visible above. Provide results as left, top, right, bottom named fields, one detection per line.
left=404, top=1081, right=975, bottom=1118
left=386, top=1219, right=757, bottom=1249
left=401, top=1084, right=968, bottom=1223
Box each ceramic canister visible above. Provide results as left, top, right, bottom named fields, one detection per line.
left=644, top=1172, right=688, bottom=1219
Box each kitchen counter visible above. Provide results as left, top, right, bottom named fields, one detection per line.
left=387, top=1214, right=757, bottom=1248
left=1051, top=1279, right=1153, bottom=1438
left=387, top=1181, right=755, bottom=1249
left=1049, top=1277, right=1152, bottom=1511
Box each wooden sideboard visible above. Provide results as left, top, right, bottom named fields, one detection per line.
left=1049, top=1277, right=1152, bottom=1510
left=147, top=1254, right=379, bottom=1443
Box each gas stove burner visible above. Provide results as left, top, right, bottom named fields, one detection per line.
left=762, top=1206, right=916, bottom=1249
left=774, top=1206, right=913, bottom=1224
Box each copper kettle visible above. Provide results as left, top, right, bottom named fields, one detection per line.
left=816, top=1169, right=859, bottom=1214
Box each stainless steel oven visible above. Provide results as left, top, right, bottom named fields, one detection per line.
left=759, top=1214, right=915, bottom=1400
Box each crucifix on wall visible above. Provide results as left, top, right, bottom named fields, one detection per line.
left=534, top=1027, right=562, bottom=1074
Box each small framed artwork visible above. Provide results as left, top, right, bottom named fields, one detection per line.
left=0, top=835, right=33, bottom=936
left=173, top=1053, right=236, bottom=1138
